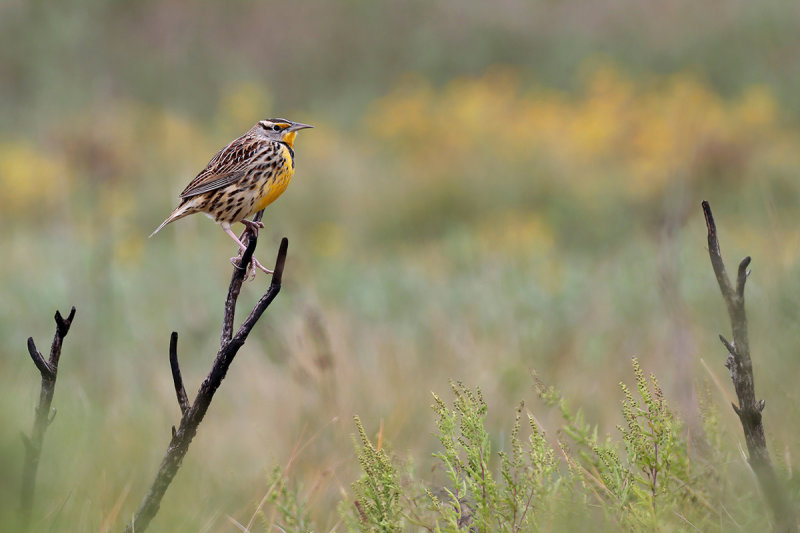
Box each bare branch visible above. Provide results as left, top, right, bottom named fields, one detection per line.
left=718, top=335, right=735, bottom=358
left=124, top=233, right=288, bottom=533
left=702, top=201, right=796, bottom=532
left=49, top=306, right=75, bottom=369
left=20, top=306, right=76, bottom=530
left=220, top=209, right=265, bottom=345
left=54, top=307, right=76, bottom=337
left=221, top=234, right=257, bottom=345
left=168, top=332, right=189, bottom=416
left=703, top=201, right=736, bottom=303
left=736, top=257, right=751, bottom=299
left=232, top=238, right=288, bottom=343
left=26, top=338, right=53, bottom=380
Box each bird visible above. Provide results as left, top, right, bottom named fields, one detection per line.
left=150, top=118, right=313, bottom=275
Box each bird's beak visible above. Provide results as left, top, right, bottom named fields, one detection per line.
left=288, top=122, right=314, bottom=132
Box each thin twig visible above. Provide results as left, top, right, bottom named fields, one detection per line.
left=717, top=335, right=735, bottom=358
left=168, top=332, right=189, bottom=416
left=124, top=232, right=288, bottom=533
left=20, top=306, right=76, bottom=531
left=26, top=338, right=53, bottom=380
left=701, top=201, right=796, bottom=533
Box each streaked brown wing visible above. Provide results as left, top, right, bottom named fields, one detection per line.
left=179, top=171, right=246, bottom=198
left=178, top=135, right=265, bottom=199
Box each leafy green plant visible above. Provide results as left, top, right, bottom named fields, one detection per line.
left=539, top=358, right=717, bottom=531
left=427, top=382, right=498, bottom=532
left=341, top=416, right=403, bottom=532
left=341, top=359, right=775, bottom=532
left=617, top=358, right=689, bottom=525
left=257, top=466, right=314, bottom=533
left=496, top=402, right=560, bottom=531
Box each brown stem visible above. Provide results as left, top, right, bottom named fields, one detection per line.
left=124, top=233, right=288, bottom=533
left=20, top=306, right=76, bottom=530
left=702, top=201, right=796, bottom=533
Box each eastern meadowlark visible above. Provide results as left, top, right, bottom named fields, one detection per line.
left=150, top=118, right=312, bottom=275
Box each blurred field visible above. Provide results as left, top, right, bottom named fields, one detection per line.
left=2, top=0, right=800, bottom=531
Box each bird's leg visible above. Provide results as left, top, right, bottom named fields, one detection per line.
left=222, top=225, right=274, bottom=276
left=223, top=225, right=248, bottom=254
left=225, top=227, right=257, bottom=279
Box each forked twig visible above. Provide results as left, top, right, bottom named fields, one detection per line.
left=21, top=306, right=76, bottom=530
left=124, top=221, right=288, bottom=533
left=702, top=201, right=796, bottom=533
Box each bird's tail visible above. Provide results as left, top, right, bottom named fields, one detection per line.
left=149, top=202, right=198, bottom=238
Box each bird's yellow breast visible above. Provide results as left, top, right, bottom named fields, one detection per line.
left=253, top=144, right=295, bottom=212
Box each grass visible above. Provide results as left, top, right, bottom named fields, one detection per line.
left=3, top=2, right=800, bottom=528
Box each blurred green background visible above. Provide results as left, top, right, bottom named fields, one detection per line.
left=3, top=0, right=800, bottom=530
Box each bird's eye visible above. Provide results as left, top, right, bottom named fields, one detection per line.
left=272, top=125, right=281, bottom=131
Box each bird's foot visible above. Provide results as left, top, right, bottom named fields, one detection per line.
left=241, top=219, right=265, bottom=237
left=253, top=257, right=274, bottom=276
left=230, top=255, right=274, bottom=280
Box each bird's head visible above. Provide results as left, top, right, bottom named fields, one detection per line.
left=253, top=118, right=313, bottom=147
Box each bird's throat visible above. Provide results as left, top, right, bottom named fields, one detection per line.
left=282, top=131, right=297, bottom=148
